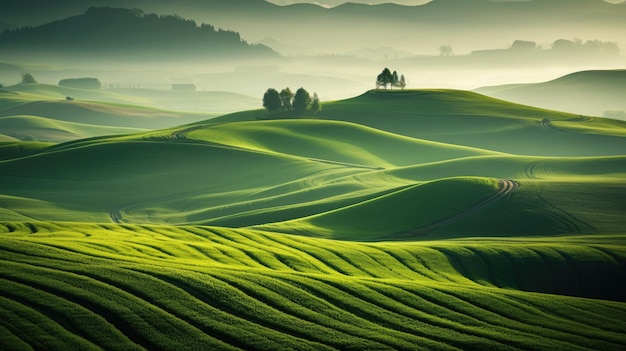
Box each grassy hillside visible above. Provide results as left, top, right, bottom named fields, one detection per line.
left=215, top=89, right=626, bottom=156
left=1, top=222, right=625, bottom=351
left=0, top=112, right=624, bottom=239
left=0, top=84, right=216, bottom=137
left=0, top=141, right=52, bottom=161
left=0, top=115, right=145, bottom=142
left=0, top=84, right=212, bottom=129
left=0, top=88, right=625, bottom=349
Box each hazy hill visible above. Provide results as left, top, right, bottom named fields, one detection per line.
left=1, top=0, right=624, bottom=54
left=0, top=7, right=277, bottom=63
left=0, top=84, right=213, bottom=133
left=475, top=70, right=626, bottom=118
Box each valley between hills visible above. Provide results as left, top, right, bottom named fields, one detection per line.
left=1, top=83, right=626, bottom=350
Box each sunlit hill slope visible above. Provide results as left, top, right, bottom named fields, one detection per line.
left=1, top=89, right=625, bottom=350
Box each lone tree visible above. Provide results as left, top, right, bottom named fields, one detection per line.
left=293, top=87, right=311, bottom=115
left=398, top=74, right=406, bottom=89
left=438, top=44, right=453, bottom=56
left=20, top=73, right=37, bottom=84
left=311, top=92, right=321, bottom=115
left=279, top=87, right=294, bottom=111
left=263, top=88, right=282, bottom=113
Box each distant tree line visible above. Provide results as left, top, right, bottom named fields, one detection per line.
left=263, top=87, right=321, bottom=116
left=552, top=38, right=619, bottom=55
left=503, top=38, right=620, bottom=55
left=376, top=68, right=406, bottom=90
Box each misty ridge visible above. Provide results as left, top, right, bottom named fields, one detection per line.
left=1, top=0, right=625, bottom=54
left=0, top=0, right=625, bottom=116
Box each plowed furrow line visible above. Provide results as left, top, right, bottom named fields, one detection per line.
left=0, top=261, right=225, bottom=351
left=0, top=277, right=138, bottom=351
left=433, top=286, right=614, bottom=348
left=142, top=269, right=336, bottom=350
left=207, top=271, right=402, bottom=350
left=369, top=281, right=594, bottom=351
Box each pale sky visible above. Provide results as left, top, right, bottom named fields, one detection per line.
left=267, top=0, right=623, bottom=7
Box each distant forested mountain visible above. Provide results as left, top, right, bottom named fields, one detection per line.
left=0, top=7, right=277, bottom=61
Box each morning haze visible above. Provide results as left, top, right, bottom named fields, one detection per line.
left=0, top=0, right=624, bottom=106
left=1, top=0, right=626, bottom=350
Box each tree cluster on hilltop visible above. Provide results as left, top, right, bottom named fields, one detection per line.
left=263, top=87, right=321, bottom=116
left=376, top=68, right=406, bottom=90
left=0, top=7, right=277, bottom=58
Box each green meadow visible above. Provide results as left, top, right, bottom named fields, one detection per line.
left=1, top=88, right=625, bottom=350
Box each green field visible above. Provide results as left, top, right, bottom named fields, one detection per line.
left=1, top=89, right=625, bottom=350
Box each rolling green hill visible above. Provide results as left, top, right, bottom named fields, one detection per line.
left=0, top=115, right=145, bottom=142
left=0, top=84, right=218, bottom=141
left=215, top=89, right=626, bottom=156
left=1, top=89, right=625, bottom=237
left=0, top=88, right=625, bottom=349
left=3, top=83, right=260, bottom=114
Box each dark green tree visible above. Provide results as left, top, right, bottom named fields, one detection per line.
left=279, top=87, right=294, bottom=111
left=311, top=92, right=321, bottom=115
left=376, top=68, right=392, bottom=90
left=293, top=87, right=311, bottom=115
left=391, top=70, right=399, bottom=89
left=263, top=88, right=281, bottom=112
left=20, top=72, right=37, bottom=84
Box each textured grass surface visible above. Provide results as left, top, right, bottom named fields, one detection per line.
left=1, top=222, right=625, bottom=351
left=0, top=89, right=625, bottom=349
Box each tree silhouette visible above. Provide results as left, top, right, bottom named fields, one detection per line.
left=279, top=87, right=294, bottom=111
left=311, top=92, right=321, bottom=115
left=293, top=87, right=311, bottom=115
left=376, top=68, right=393, bottom=90
left=399, top=74, right=406, bottom=90
left=20, top=73, right=37, bottom=84
left=391, top=70, right=399, bottom=89
left=438, top=44, right=453, bottom=56
left=263, top=88, right=281, bottom=112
